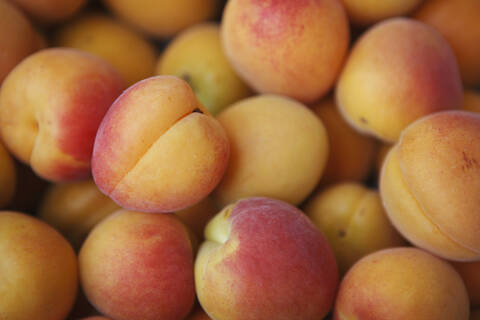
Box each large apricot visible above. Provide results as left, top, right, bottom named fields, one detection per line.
left=221, top=0, right=349, bottom=103
left=336, top=18, right=462, bottom=142
left=380, top=111, right=480, bottom=260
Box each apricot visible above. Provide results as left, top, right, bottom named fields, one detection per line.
left=213, top=95, right=328, bottom=206
left=102, top=0, right=219, bottom=38
left=305, top=183, right=406, bottom=275
left=414, top=0, right=480, bottom=86
left=156, top=23, right=251, bottom=115
left=10, top=0, right=86, bottom=23
left=92, top=76, right=229, bottom=212
left=313, top=98, right=377, bottom=185
left=334, top=248, right=469, bottom=320
left=221, top=0, right=349, bottom=103
left=0, top=0, right=40, bottom=83
left=464, top=90, right=480, bottom=113
left=380, top=111, right=480, bottom=260
left=195, top=197, right=338, bottom=320
left=0, top=211, right=78, bottom=320
left=79, top=210, right=195, bottom=320
left=452, top=261, right=480, bottom=307
left=38, top=179, right=120, bottom=249
left=341, top=0, right=424, bottom=25
left=0, top=48, right=125, bottom=182
left=55, top=13, right=157, bottom=86
left=336, top=18, right=462, bottom=142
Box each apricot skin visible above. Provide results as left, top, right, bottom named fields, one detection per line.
left=92, top=76, right=229, bottom=213
left=336, top=18, right=462, bottom=142
left=221, top=0, right=349, bottom=103
left=380, top=111, right=480, bottom=261
left=334, top=248, right=469, bottom=320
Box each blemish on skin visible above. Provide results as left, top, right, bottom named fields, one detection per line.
left=192, top=108, right=203, bottom=114
left=461, top=151, right=479, bottom=171
left=338, top=230, right=346, bottom=238
left=360, top=117, right=368, bottom=124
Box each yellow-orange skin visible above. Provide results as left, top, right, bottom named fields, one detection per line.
left=175, top=196, right=218, bottom=240
left=336, top=18, right=462, bottom=143
left=55, top=14, right=157, bottom=86
left=102, top=0, right=219, bottom=38
left=0, top=211, right=78, bottom=320
left=0, top=48, right=125, bottom=182
left=452, top=261, right=480, bottom=307
left=341, top=0, right=424, bottom=26
left=92, top=76, right=229, bottom=213
left=414, top=0, right=480, bottom=86
left=313, top=98, right=377, bottom=186
left=0, top=142, right=16, bottom=208
left=380, top=111, right=480, bottom=261
left=464, top=90, right=480, bottom=113
left=305, top=183, right=406, bottom=275
left=195, top=197, right=338, bottom=320
left=0, top=0, right=40, bottom=83
left=214, top=95, right=328, bottom=206
left=38, top=179, right=120, bottom=249
left=79, top=210, right=195, bottom=320
left=10, top=0, right=86, bottom=23
left=156, top=23, right=251, bottom=115
left=221, top=0, right=349, bottom=103
left=334, top=248, right=469, bottom=320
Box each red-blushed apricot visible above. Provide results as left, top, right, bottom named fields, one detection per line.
left=341, top=0, right=424, bottom=25
left=213, top=94, right=328, bottom=206
left=0, top=0, right=40, bottom=83
left=464, top=90, right=480, bottom=113
left=414, top=0, right=480, bottom=86
left=195, top=197, right=338, bottom=320
left=334, top=248, right=469, bottom=320
left=10, top=0, right=86, bottom=23
left=175, top=196, right=218, bottom=241
left=79, top=210, right=195, bottom=320
left=92, top=76, right=229, bottom=213
left=380, top=111, right=480, bottom=261
left=38, top=179, right=120, bottom=249
left=221, top=0, right=349, bottom=103
left=336, top=18, right=462, bottom=142
left=451, top=261, right=480, bottom=307
left=0, top=211, right=78, bottom=320
left=156, top=23, right=251, bottom=115
left=102, top=0, right=219, bottom=38
left=0, top=141, right=16, bottom=208
left=0, top=48, right=125, bottom=182
left=54, top=13, right=157, bottom=86
left=304, top=183, right=406, bottom=275
left=312, top=98, right=377, bottom=186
